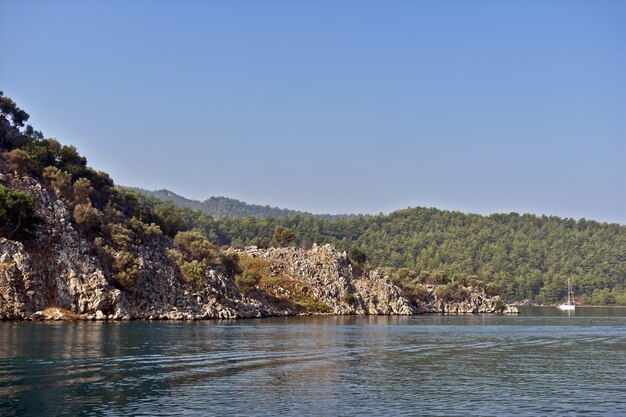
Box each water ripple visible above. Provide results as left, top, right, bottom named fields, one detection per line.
left=1, top=313, right=625, bottom=416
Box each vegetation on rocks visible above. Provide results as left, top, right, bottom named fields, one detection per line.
left=167, top=231, right=215, bottom=286
left=236, top=270, right=262, bottom=295
left=1, top=92, right=624, bottom=307
left=203, top=211, right=626, bottom=305
left=0, top=184, right=41, bottom=240
left=236, top=253, right=332, bottom=312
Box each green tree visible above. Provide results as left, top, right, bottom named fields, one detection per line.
left=73, top=202, right=101, bottom=233
left=218, top=252, right=242, bottom=277
left=73, top=178, right=93, bottom=205
left=273, top=226, right=295, bottom=247
left=349, top=248, right=367, bottom=265
left=154, top=202, right=187, bottom=237
left=0, top=91, right=30, bottom=128
left=2, top=149, right=33, bottom=173
left=236, top=270, right=261, bottom=295
left=174, top=230, right=214, bottom=261
left=179, top=259, right=208, bottom=286
left=0, top=184, right=42, bottom=240
left=43, top=166, right=73, bottom=200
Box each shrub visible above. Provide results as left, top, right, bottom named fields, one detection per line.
left=174, top=230, right=214, bottom=261
left=349, top=248, right=367, bottom=265
left=141, top=221, right=163, bottom=238
left=237, top=254, right=274, bottom=278
left=485, top=282, right=499, bottom=297
left=467, top=276, right=484, bottom=289
left=343, top=293, right=356, bottom=305
left=154, top=202, right=186, bottom=237
left=167, top=248, right=184, bottom=265
left=180, top=259, right=208, bottom=286
left=94, top=238, right=140, bottom=290
left=236, top=270, right=261, bottom=295
left=296, top=299, right=333, bottom=313
left=0, top=184, right=42, bottom=240
left=103, top=201, right=125, bottom=224
left=350, top=250, right=371, bottom=276
left=218, top=252, right=242, bottom=277
left=452, top=274, right=469, bottom=286
left=2, top=149, right=33, bottom=173
left=395, top=267, right=417, bottom=281
left=73, top=177, right=93, bottom=205
left=419, top=270, right=450, bottom=285
left=409, top=284, right=430, bottom=301
left=108, top=223, right=134, bottom=248
left=451, top=287, right=468, bottom=302
left=112, top=250, right=141, bottom=290
left=273, top=226, right=295, bottom=247
left=73, top=202, right=102, bottom=233
left=94, top=237, right=114, bottom=264
left=43, top=166, right=73, bottom=200
left=352, top=262, right=371, bottom=277
left=249, top=237, right=268, bottom=248
left=388, top=268, right=431, bottom=302
left=435, top=285, right=452, bottom=301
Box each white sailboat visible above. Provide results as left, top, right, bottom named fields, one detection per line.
left=557, top=278, right=575, bottom=311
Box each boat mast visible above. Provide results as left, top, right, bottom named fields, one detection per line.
left=567, top=278, right=573, bottom=305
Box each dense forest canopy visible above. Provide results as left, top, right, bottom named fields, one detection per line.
left=196, top=207, right=626, bottom=304
left=134, top=192, right=626, bottom=306
left=1, top=92, right=625, bottom=305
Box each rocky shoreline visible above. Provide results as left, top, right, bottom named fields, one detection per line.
left=1, top=237, right=518, bottom=321
left=0, top=169, right=518, bottom=321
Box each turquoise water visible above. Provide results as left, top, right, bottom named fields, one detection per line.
left=1, top=308, right=625, bottom=416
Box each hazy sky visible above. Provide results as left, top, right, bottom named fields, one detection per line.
left=1, top=0, right=624, bottom=223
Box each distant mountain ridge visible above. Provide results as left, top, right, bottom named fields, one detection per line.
left=127, top=187, right=365, bottom=220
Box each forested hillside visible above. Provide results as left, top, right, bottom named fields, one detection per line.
left=213, top=211, right=626, bottom=304
left=2, top=91, right=624, bottom=306
left=130, top=187, right=363, bottom=220
left=1, top=91, right=514, bottom=318
left=126, top=188, right=626, bottom=305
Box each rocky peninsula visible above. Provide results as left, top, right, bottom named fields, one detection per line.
left=0, top=159, right=517, bottom=321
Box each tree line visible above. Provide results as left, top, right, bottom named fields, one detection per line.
left=133, top=186, right=626, bottom=305
left=2, top=91, right=624, bottom=305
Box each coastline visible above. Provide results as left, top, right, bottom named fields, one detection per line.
left=3, top=306, right=520, bottom=322
left=512, top=302, right=626, bottom=308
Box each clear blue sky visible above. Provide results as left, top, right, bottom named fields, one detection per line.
left=1, top=0, right=624, bottom=223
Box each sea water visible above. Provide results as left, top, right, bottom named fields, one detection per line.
left=1, top=308, right=625, bottom=416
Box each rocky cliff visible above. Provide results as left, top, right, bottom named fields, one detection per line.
left=0, top=169, right=517, bottom=320
left=233, top=246, right=518, bottom=315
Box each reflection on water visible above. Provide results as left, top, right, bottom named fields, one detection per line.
left=1, top=310, right=625, bottom=416
left=518, top=306, right=626, bottom=317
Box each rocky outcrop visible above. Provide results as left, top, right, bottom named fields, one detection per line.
left=233, top=245, right=517, bottom=316
left=0, top=169, right=517, bottom=320
left=232, top=245, right=417, bottom=315
left=418, top=284, right=519, bottom=314
left=0, top=170, right=120, bottom=319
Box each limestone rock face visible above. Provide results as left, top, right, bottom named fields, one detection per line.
left=0, top=169, right=118, bottom=319
left=0, top=169, right=517, bottom=320
left=234, top=245, right=417, bottom=315
left=416, top=284, right=519, bottom=315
